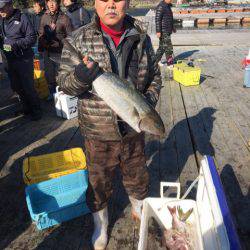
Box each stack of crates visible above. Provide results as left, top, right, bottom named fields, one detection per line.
left=173, top=61, right=201, bottom=86
left=34, top=70, right=49, bottom=99
left=23, top=148, right=90, bottom=230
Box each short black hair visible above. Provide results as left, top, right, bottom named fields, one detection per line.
left=45, top=0, right=61, bottom=4
left=33, top=0, right=45, bottom=9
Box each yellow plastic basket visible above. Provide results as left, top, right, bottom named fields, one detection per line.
left=173, top=61, right=201, bottom=86
left=34, top=70, right=49, bottom=99
left=23, top=148, right=87, bottom=185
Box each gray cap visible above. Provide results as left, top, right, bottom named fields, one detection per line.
left=0, top=0, right=12, bottom=9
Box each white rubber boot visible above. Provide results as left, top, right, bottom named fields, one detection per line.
left=129, top=196, right=143, bottom=222
left=92, top=207, right=108, bottom=250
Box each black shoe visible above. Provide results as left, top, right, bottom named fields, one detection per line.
left=30, top=112, right=42, bottom=121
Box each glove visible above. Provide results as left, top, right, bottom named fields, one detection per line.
left=3, top=44, right=12, bottom=52
left=3, top=38, right=18, bottom=52
left=74, top=61, right=103, bottom=85
left=44, top=25, right=55, bottom=43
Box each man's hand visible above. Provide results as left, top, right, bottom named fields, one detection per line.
left=3, top=44, right=12, bottom=52
left=74, top=56, right=103, bottom=84
left=173, top=27, right=177, bottom=33
left=83, top=55, right=95, bottom=69
left=3, top=39, right=18, bottom=52
left=156, top=32, right=161, bottom=38
left=50, top=22, right=56, bottom=31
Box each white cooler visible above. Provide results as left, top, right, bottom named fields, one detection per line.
left=54, top=87, right=78, bottom=119
left=138, top=156, right=241, bottom=250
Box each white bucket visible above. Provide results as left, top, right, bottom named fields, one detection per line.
left=182, top=19, right=195, bottom=28
left=54, top=87, right=78, bottom=120
left=139, top=185, right=203, bottom=250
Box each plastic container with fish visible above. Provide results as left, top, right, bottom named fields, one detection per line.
left=138, top=156, right=241, bottom=250
left=54, top=86, right=78, bottom=120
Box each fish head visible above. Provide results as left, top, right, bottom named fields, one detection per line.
left=139, top=110, right=165, bottom=136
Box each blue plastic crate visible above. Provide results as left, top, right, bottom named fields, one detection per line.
left=25, top=170, right=90, bottom=230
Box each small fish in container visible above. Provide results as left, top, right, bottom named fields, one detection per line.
left=154, top=200, right=203, bottom=250
left=138, top=181, right=203, bottom=250
left=161, top=205, right=199, bottom=250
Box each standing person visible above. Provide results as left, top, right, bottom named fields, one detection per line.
left=0, top=0, right=42, bottom=120
left=38, top=0, right=72, bottom=98
left=57, top=0, right=162, bottom=249
left=31, top=0, right=46, bottom=35
left=63, top=0, right=91, bottom=30
left=155, top=0, right=176, bottom=65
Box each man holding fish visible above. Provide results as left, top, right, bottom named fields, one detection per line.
left=57, top=0, right=164, bottom=249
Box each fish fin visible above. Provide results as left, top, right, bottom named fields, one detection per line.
left=178, top=207, right=193, bottom=222
left=177, top=206, right=184, bottom=219
left=183, top=208, right=193, bottom=221
left=132, top=107, right=140, bottom=119
left=167, top=206, right=176, bottom=216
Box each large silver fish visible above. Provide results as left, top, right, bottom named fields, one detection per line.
left=61, top=39, right=165, bottom=136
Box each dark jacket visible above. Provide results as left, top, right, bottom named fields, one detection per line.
left=38, top=10, right=73, bottom=53
left=29, top=9, right=45, bottom=35
left=155, top=1, right=174, bottom=35
left=65, top=3, right=91, bottom=30
left=57, top=14, right=162, bottom=141
left=0, top=9, right=37, bottom=60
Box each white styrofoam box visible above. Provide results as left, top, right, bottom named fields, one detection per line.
left=138, top=156, right=241, bottom=250
left=139, top=188, right=204, bottom=250
left=54, top=87, right=78, bottom=119
left=182, top=19, right=195, bottom=28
